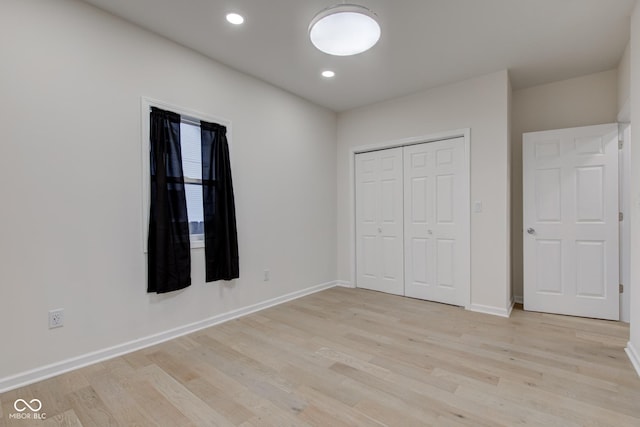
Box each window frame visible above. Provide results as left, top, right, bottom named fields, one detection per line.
left=141, top=97, right=232, bottom=252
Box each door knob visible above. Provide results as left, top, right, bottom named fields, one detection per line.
left=527, top=227, right=535, bottom=235
left=378, top=227, right=382, bottom=233
left=427, top=229, right=433, bottom=235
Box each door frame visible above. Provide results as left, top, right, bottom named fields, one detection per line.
left=620, top=123, right=630, bottom=322
left=348, top=128, right=471, bottom=309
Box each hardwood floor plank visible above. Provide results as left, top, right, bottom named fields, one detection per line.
left=86, top=372, right=154, bottom=426
left=190, top=336, right=309, bottom=416
left=496, top=377, right=640, bottom=426
left=454, top=382, right=580, bottom=427
left=146, top=351, right=200, bottom=384
left=184, top=378, right=254, bottom=425
left=230, top=388, right=311, bottom=427
left=41, top=409, right=84, bottom=427
left=279, top=364, right=363, bottom=407
left=125, top=380, right=195, bottom=427
left=24, top=377, right=73, bottom=422
left=53, top=370, right=91, bottom=398
left=331, top=362, right=496, bottom=426
left=353, top=398, right=435, bottom=426
left=294, top=385, right=384, bottom=427
left=136, top=364, right=234, bottom=427
left=66, top=386, right=119, bottom=427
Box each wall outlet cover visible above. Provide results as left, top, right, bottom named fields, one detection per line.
left=49, top=309, right=64, bottom=329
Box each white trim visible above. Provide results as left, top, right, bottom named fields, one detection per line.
left=336, top=280, right=355, bottom=288
left=0, top=280, right=338, bottom=393
left=619, top=123, right=631, bottom=323
left=626, top=341, right=640, bottom=377
left=140, top=96, right=232, bottom=253
left=468, top=301, right=514, bottom=318
left=349, top=128, right=471, bottom=309
left=513, top=295, right=523, bottom=304
left=351, top=128, right=470, bottom=154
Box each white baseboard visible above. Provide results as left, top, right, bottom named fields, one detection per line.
left=336, top=280, right=355, bottom=288
left=513, top=295, right=523, bottom=304
left=468, top=301, right=514, bottom=318
left=626, top=341, right=640, bottom=378
left=0, top=280, right=339, bottom=393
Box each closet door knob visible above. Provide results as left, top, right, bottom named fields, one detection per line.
left=527, top=227, right=536, bottom=235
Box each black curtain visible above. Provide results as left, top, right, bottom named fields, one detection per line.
left=148, top=107, right=191, bottom=293
left=201, top=121, right=239, bottom=281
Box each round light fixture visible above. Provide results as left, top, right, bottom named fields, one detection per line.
left=309, top=4, right=380, bottom=56
left=321, top=70, right=336, bottom=78
left=226, top=13, right=244, bottom=25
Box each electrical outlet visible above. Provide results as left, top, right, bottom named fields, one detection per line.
left=49, top=309, right=64, bottom=329
left=263, top=269, right=270, bottom=281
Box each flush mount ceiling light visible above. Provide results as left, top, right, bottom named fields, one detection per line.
left=309, top=4, right=381, bottom=56
left=321, top=70, right=336, bottom=78
left=226, top=13, right=244, bottom=25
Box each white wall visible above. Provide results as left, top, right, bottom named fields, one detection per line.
left=619, top=42, right=631, bottom=121
left=0, top=0, right=337, bottom=382
left=336, top=70, right=511, bottom=313
left=628, top=0, right=640, bottom=376
left=510, top=70, right=619, bottom=301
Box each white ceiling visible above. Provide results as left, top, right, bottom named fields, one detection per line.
left=81, top=0, right=636, bottom=112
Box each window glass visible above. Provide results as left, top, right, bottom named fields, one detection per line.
left=180, top=122, right=204, bottom=239
left=180, top=122, right=202, bottom=180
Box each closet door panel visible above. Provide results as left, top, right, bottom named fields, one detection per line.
left=355, top=148, right=404, bottom=295
left=404, top=138, right=468, bottom=306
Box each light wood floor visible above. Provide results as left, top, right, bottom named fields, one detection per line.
left=2, top=287, right=639, bottom=426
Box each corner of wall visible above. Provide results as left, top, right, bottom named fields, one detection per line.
left=628, top=0, right=640, bottom=375
left=618, top=41, right=631, bottom=120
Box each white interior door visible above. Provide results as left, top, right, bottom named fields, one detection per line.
left=523, top=124, right=619, bottom=320
left=403, top=138, right=469, bottom=305
left=355, top=148, right=404, bottom=295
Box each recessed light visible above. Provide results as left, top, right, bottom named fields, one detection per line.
left=322, top=70, right=336, bottom=78
left=226, top=13, right=244, bottom=25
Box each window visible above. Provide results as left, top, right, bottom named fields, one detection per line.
left=180, top=120, right=204, bottom=242
left=144, top=98, right=239, bottom=289
left=141, top=97, right=232, bottom=251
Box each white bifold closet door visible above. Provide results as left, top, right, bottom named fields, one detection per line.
left=403, top=138, right=468, bottom=305
left=355, top=138, right=469, bottom=306
left=355, top=147, right=404, bottom=295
